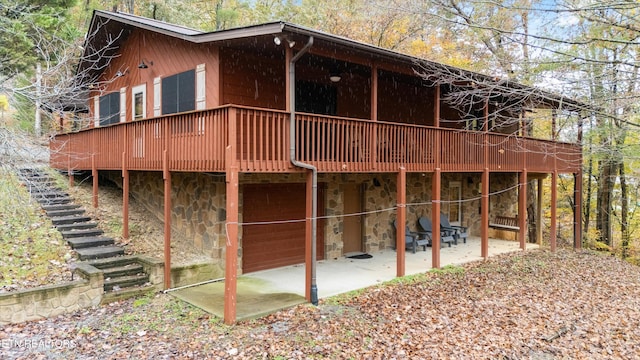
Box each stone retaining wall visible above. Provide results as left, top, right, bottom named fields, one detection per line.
left=0, top=258, right=217, bottom=326
left=0, top=263, right=103, bottom=326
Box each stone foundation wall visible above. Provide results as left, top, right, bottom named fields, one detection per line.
left=490, top=173, right=519, bottom=218
left=489, top=173, right=519, bottom=240
left=102, top=170, right=519, bottom=275
left=103, top=170, right=227, bottom=275
left=171, top=263, right=222, bottom=288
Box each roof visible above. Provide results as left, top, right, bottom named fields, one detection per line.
left=77, top=10, right=587, bottom=112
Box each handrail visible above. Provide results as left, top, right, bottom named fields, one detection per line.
left=50, top=105, right=582, bottom=174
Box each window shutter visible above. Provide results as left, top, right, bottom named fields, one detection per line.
left=178, top=70, right=195, bottom=113
left=99, top=95, right=109, bottom=126
left=120, top=87, right=126, bottom=122
left=153, top=77, right=161, bottom=116
left=196, top=63, right=206, bottom=110
left=93, top=96, right=100, bottom=127
left=162, top=74, right=178, bottom=115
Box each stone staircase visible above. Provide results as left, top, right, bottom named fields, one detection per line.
left=18, top=168, right=153, bottom=299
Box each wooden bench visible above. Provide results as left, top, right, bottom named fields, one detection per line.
left=489, top=216, right=520, bottom=233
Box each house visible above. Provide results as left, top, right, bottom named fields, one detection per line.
left=50, top=10, right=584, bottom=323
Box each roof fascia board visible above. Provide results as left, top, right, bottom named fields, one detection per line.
left=94, top=11, right=286, bottom=43
left=93, top=10, right=196, bottom=40
left=192, top=22, right=285, bottom=43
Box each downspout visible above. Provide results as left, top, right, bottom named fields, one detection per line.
left=289, top=36, right=318, bottom=305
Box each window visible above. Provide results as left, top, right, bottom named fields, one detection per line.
left=99, top=92, right=120, bottom=126
left=132, top=84, right=146, bottom=120
left=161, top=69, right=195, bottom=115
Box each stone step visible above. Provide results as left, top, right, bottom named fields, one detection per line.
left=102, top=263, right=144, bottom=278
left=86, top=255, right=140, bottom=270
left=42, top=204, right=82, bottom=212
left=23, top=175, right=53, bottom=182
left=47, top=208, right=85, bottom=217
left=103, top=274, right=149, bottom=292
left=76, top=246, right=124, bottom=260
left=51, top=215, right=92, bottom=226
left=37, top=197, right=71, bottom=205
left=100, top=285, right=156, bottom=305
left=32, top=191, right=69, bottom=199
left=56, top=222, right=98, bottom=232
left=66, top=236, right=114, bottom=249
left=61, top=228, right=104, bottom=239
left=25, top=181, right=57, bottom=194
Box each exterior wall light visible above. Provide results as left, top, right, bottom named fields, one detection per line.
left=138, top=59, right=153, bottom=69
left=274, top=36, right=295, bottom=48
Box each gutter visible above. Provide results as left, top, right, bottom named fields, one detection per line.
left=289, top=36, right=319, bottom=305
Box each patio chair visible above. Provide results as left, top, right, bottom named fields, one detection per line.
left=392, top=220, right=430, bottom=253
left=440, top=213, right=468, bottom=244
left=417, top=216, right=454, bottom=247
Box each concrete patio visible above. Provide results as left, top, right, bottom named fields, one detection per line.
left=170, top=237, right=538, bottom=320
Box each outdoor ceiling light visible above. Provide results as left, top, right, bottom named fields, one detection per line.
left=329, top=70, right=341, bottom=83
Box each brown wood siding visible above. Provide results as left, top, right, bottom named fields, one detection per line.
left=440, top=102, right=466, bottom=129
left=89, top=29, right=220, bottom=123
left=378, top=76, right=434, bottom=126
left=221, top=47, right=286, bottom=110
left=242, top=183, right=325, bottom=273
left=337, top=74, right=371, bottom=119
left=295, top=62, right=371, bottom=120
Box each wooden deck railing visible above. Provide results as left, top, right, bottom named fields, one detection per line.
left=50, top=105, right=582, bottom=174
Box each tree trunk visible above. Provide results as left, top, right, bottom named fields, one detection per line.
left=583, top=115, right=594, bottom=237
left=620, top=161, right=629, bottom=258
left=527, top=182, right=537, bottom=243
left=596, top=159, right=613, bottom=245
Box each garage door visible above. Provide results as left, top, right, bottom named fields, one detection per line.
left=242, top=183, right=325, bottom=273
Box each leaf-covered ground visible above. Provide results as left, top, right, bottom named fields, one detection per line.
left=2, top=249, right=639, bottom=359
left=0, top=169, right=74, bottom=292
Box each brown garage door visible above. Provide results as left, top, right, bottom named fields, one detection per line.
left=242, top=183, right=325, bottom=273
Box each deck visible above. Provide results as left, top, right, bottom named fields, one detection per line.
left=50, top=105, right=582, bottom=174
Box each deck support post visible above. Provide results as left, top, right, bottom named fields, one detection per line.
left=224, top=145, right=239, bottom=324
left=518, top=170, right=527, bottom=250
left=91, top=154, right=98, bottom=208
left=305, top=171, right=313, bottom=301
left=163, top=150, right=171, bottom=290
left=68, top=140, right=74, bottom=188
left=550, top=172, right=557, bottom=252
left=224, top=105, right=240, bottom=324
left=536, top=178, right=543, bottom=245
left=396, top=167, right=406, bottom=277
left=481, top=98, right=490, bottom=259
left=574, top=171, right=583, bottom=249
left=371, top=63, right=378, bottom=167
left=481, top=168, right=489, bottom=259
left=432, top=168, right=441, bottom=269
left=122, top=152, right=129, bottom=239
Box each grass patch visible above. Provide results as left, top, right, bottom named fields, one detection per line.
left=322, top=287, right=368, bottom=305
left=429, top=264, right=465, bottom=276
left=0, top=168, right=73, bottom=290
left=386, top=272, right=430, bottom=285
